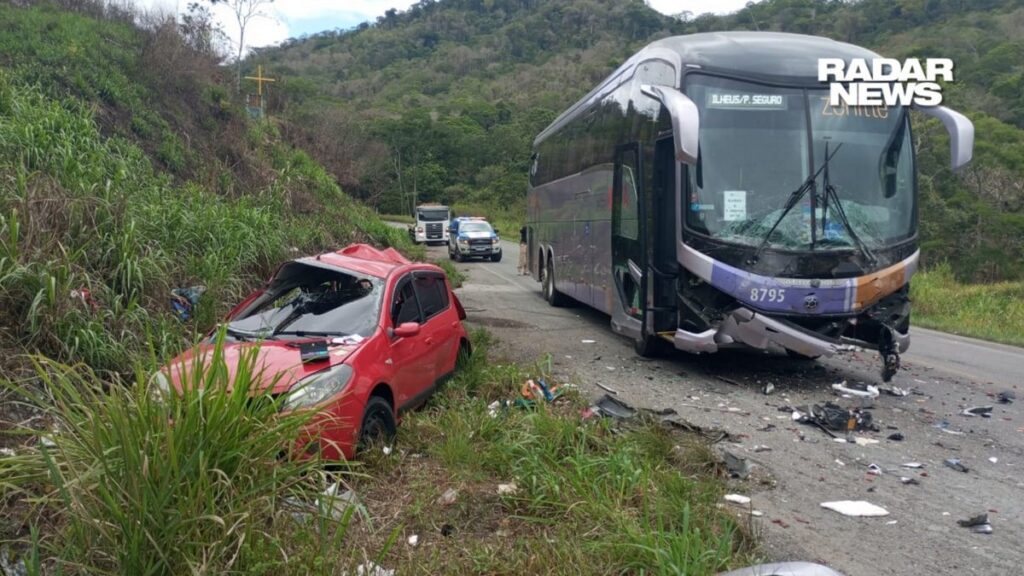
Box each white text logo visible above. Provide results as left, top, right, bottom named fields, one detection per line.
left=818, top=58, right=953, bottom=107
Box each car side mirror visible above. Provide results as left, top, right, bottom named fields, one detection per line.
left=393, top=322, right=421, bottom=338
left=493, top=228, right=499, bottom=234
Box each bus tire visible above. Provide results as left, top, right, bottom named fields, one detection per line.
left=542, top=256, right=569, bottom=307
left=634, top=330, right=666, bottom=358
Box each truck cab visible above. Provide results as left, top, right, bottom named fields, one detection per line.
left=409, top=204, right=451, bottom=245
left=448, top=217, right=502, bottom=262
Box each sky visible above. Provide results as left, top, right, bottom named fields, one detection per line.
left=133, top=0, right=759, bottom=55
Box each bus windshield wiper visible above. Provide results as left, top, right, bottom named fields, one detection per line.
left=819, top=141, right=876, bottom=264
left=748, top=143, right=843, bottom=264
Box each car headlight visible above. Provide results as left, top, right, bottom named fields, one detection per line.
left=149, top=371, right=171, bottom=404
left=458, top=238, right=469, bottom=246
left=491, top=238, right=499, bottom=245
left=283, top=364, right=353, bottom=410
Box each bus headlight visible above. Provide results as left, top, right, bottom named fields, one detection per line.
left=283, top=364, right=353, bottom=410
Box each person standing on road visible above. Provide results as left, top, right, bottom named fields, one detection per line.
left=518, top=225, right=529, bottom=275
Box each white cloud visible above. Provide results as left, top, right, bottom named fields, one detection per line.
left=131, top=0, right=760, bottom=53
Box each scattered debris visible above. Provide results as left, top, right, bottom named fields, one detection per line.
left=724, top=494, right=751, bottom=505
left=854, top=437, right=879, bottom=446
left=319, top=483, right=364, bottom=521
left=944, top=458, right=969, bottom=473
left=0, top=546, right=28, bottom=576
left=900, top=477, right=920, bottom=485
left=880, top=385, right=910, bottom=397
left=581, top=339, right=596, bottom=344
left=792, top=402, right=876, bottom=437
left=753, top=445, right=772, bottom=453
left=750, top=510, right=764, bottom=517
left=887, top=432, right=905, bottom=441
left=820, top=500, right=890, bottom=517
left=901, top=462, right=924, bottom=469
left=595, top=382, right=619, bottom=395
left=354, top=562, right=395, bottom=576
left=382, top=446, right=392, bottom=456
left=832, top=381, right=879, bottom=404
left=582, top=394, right=635, bottom=420
left=487, top=400, right=502, bottom=418
left=989, top=457, right=998, bottom=464
left=934, top=420, right=965, bottom=435
left=407, top=534, right=419, bottom=547
left=437, top=487, right=459, bottom=506
left=961, top=406, right=993, bottom=418
left=763, top=382, right=775, bottom=395
left=997, top=391, right=1015, bottom=404
left=958, top=513, right=993, bottom=534
left=722, top=450, right=751, bottom=479
left=718, top=562, right=845, bottom=576
left=0, top=448, right=15, bottom=457
left=521, top=378, right=562, bottom=402
left=440, top=523, right=455, bottom=537
left=170, top=285, right=206, bottom=322
left=867, top=463, right=883, bottom=476
left=497, top=483, right=518, bottom=496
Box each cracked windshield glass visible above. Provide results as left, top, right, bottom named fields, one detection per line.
left=686, top=74, right=915, bottom=251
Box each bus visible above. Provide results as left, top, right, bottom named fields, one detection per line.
left=525, top=32, right=974, bottom=381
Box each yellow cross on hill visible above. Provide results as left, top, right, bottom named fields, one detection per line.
left=244, top=65, right=276, bottom=96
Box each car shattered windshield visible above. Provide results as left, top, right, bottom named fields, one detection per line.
left=226, top=262, right=383, bottom=339
left=685, top=75, right=915, bottom=251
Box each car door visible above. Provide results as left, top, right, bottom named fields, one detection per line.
left=412, top=271, right=457, bottom=376
left=388, top=274, right=434, bottom=410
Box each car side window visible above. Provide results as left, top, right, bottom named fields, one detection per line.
left=391, top=278, right=422, bottom=325
left=413, top=274, right=449, bottom=320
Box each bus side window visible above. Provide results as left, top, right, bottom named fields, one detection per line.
left=620, top=164, right=639, bottom=240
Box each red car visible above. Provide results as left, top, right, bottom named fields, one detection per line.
left=153, top=244, right=470, bottom=460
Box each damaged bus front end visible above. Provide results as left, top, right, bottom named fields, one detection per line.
left=527, top=32, right=973, bottom=381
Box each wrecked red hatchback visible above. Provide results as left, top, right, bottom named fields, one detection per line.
left=153, top=244, right=470, bottom=460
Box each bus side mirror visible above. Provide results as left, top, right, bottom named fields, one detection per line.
left=641, top=84, right=700, bottom=165
left=913, top=104, right=974, bottom=172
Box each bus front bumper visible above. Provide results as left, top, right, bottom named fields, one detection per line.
left=671, top=306, right=910, bottom=357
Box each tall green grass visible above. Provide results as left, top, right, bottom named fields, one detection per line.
left=912, top=263, right=1024, bottom=346
left=0, top=333, right=392, bottom=575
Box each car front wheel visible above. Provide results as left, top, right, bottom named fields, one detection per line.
left=358, top=396, right=396, bottom=452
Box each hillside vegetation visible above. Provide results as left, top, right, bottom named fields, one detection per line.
left=0, top=1, right=409, bottom=377
left=258, top=0, right=1024, bottom=283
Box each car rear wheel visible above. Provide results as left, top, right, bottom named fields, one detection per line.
left=358, top=396, right=396, bottom=452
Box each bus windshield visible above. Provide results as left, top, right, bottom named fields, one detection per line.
left=685, top=75, right=915, bottom=251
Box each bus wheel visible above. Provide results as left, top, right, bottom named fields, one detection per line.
left=634, top=331, right=665, bottom=358
left=542, top=256, right=568, bottom=307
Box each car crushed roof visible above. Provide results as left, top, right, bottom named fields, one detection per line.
left=297, top=243, right=412, bottom=279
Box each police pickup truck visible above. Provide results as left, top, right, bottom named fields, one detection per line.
left=448, top=217, right=501, bottom=262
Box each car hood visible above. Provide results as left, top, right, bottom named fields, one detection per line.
left=461, top=231, right=494, bottom=240
left=163, top=338, right=363, bottom=395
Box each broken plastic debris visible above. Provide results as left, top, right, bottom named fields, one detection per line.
left=753, top=445, right=772, bottom=453
left=354, top=562, right=395, bottom=576
left=437, top=487, right=459, bottom=506
left=971, top=523, right=994, bottom=534
left=960, top=406, right=993, bottom=418
left=900, top=477, right=920, bottom=485
left=880, top=385, right=910, bottom=397
left=957, top=513, right=991, bottom=533
left=487, top=400, right=502, bottom=418
left=832, top=381, right=879, bottom=399
left=820, top=500, right=890, bottom=517
left=722, top=450, right=751, bottom=479
left=866, top=463, right=883, bottom=476
left=407, top=534, right=419, bottom=547
left=944, top=458, right=969, bottom=473
left=750, top=510, right=764, bottom=517
left=497, top=483, right=518, bottom=495
left=989, top=457, right=998, bottom=464
left=581, top=339, right=596, bottom=344
left=997, top=391, right=1015, bottom=404
left=763, top=383, right=775, bottom=395
left=901, top=462, right=924, bottom=468
left=934, top=420, right=965, bottom=435
left=854, top=437, right=879, bottom=446
left=724, top=494, right=751, bottom=505
left=317, top=484, right=363, bottom=521
left=887, top=432, right=904, bottom=441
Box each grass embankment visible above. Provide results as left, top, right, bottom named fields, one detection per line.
left=912, top=263, right=1024, bottom=347
left=1, top=331, right=756, bottom=575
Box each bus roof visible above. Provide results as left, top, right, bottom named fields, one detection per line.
left=535, top=32, right=881, bottom=147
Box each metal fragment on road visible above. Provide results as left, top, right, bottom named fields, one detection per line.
left=944, top=458, right=969, bottom=473
left=960, top=405, right=993, bottom=418
left=820, top=500, right=890, bottom=517
left=595, top=382, right=619, bottom=395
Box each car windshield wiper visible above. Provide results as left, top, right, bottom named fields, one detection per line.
left=748, top=143, right=843, bottom=264
left=274, top=330, right=350, bottom=338
left=819, top=141, right=876, bottom=264
left=225, top=325, right=272, bottom=341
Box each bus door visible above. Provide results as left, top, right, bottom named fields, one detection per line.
left=611, top=143, right=645, bottom=339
